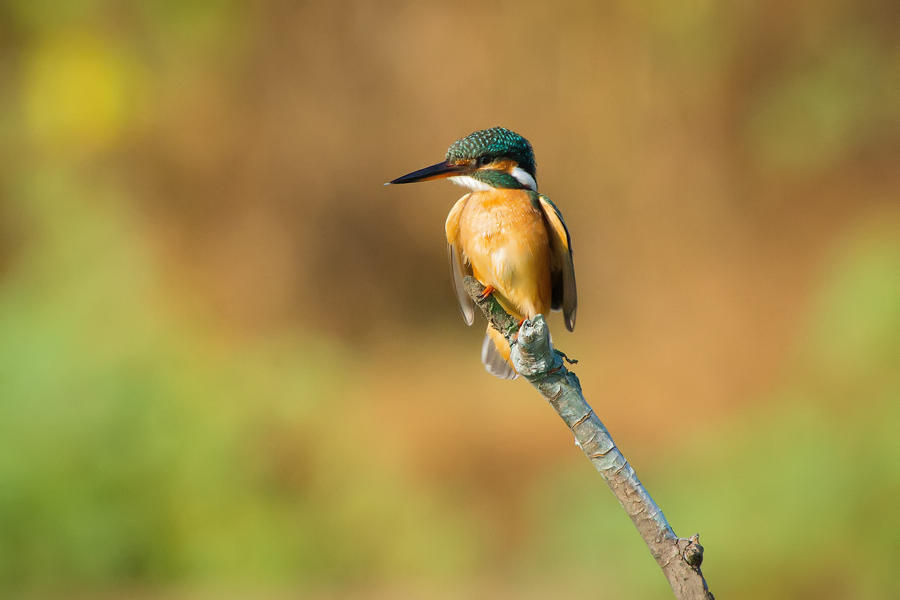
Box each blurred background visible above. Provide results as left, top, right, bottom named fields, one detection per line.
left=0, top=1, right=898, bottom=598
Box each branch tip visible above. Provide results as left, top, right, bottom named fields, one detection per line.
left=681, top=535, right=705, bottom=568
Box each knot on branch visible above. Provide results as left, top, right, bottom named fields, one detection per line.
left=679, top=534, right=705, bottom=568
left=511, top=316, right=562, bottom=378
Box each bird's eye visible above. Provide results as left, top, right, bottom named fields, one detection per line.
left=478, top=156, right=492, bottom=166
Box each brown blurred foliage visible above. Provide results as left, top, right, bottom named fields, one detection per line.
left=130, top=0, right=897, bottom=423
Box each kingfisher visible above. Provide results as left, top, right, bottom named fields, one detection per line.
left=387, top=127, right=576, bottom=379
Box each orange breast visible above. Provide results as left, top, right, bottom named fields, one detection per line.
left=457, top=189, right=552, bottom=320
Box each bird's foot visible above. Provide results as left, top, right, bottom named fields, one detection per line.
left=478, top=285, right=495, bottom=299
left=509, top=318, right=528, bottom=343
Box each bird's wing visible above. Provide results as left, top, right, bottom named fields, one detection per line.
left=537, top=193, right=577, bottom=331
left=445, top=194, right=475, bottom=325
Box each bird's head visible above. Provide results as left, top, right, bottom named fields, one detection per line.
left=387, top=127, right=537, bottom=192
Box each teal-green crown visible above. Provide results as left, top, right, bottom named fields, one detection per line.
left=446, top=127, right=536, bottom=178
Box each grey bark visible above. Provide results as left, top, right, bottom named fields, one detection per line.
left=463, top=276, right=714, bottom=600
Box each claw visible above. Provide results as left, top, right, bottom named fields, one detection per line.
left=479, top=284, right=495, bottom=299
left=509, top=317, right=527, bottom=343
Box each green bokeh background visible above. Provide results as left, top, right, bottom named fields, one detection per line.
left=1, top=2, right=898, bottom=598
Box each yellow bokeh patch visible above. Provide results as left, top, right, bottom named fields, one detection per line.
left=22, top=30, right=139, bottom=156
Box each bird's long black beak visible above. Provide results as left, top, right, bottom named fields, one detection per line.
left=385, top=160, right=465, bottom=185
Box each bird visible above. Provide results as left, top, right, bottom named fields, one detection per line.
left=386, top=127, right=576, bottom=379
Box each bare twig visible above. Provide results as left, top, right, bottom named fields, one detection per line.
left=462, top=276, right=714, bottom=600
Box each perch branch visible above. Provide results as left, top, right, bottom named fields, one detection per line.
left=462, top=276, right=714, bottom=600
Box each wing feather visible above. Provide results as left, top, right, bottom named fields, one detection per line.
left=449, top=244, right=474, bottom=325
left=537, top=194, right=577, bottom=331
left=445, top=194, right=475, bottom=325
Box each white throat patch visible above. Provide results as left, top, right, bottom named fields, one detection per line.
left=449, top=169, right=538, bottom=193
left=448, top=175, right=493, bottom=192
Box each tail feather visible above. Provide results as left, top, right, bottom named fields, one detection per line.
left=481, top=328, right=518, bottom=380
